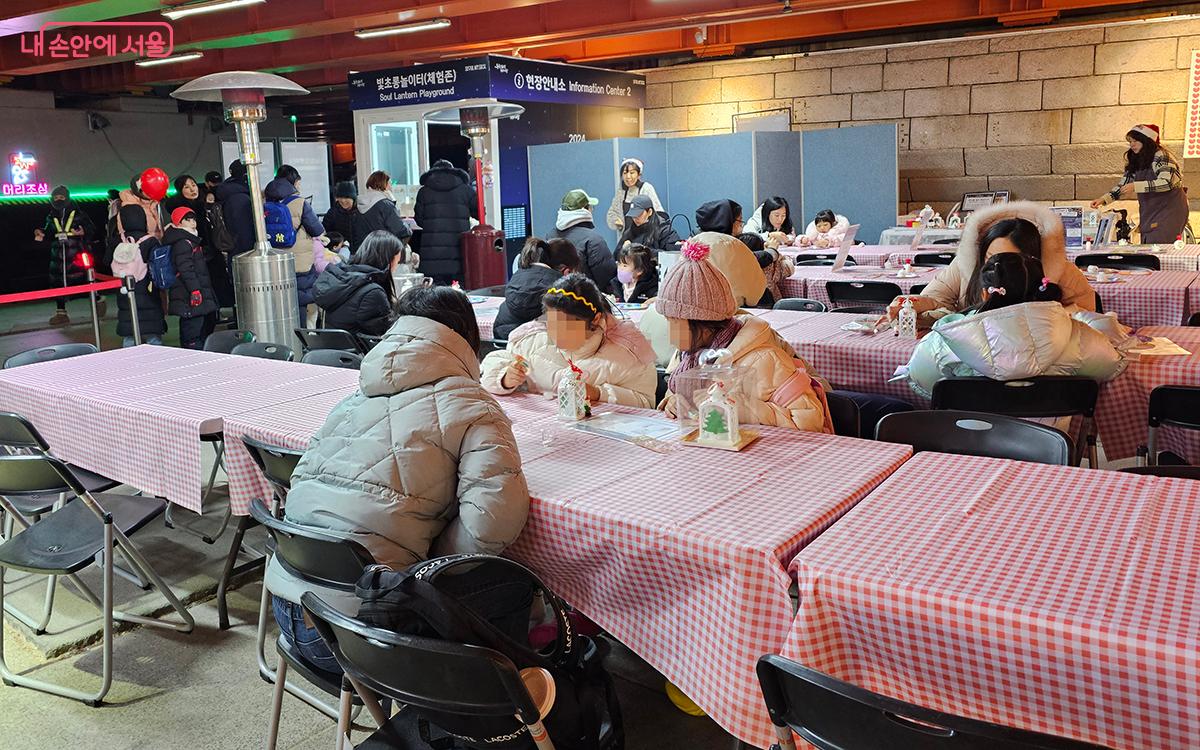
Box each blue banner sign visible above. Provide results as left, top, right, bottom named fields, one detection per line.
left=348, top=57, right=490, bottom=110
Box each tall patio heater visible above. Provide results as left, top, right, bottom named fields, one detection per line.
left=171, top=72, right=308, bottom=346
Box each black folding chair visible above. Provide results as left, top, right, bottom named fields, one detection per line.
left=877, top=410, right=1072, bottom=465
left=824, top=392, right=860, bottom=438
left=1138, top=385, right=1200, bottom=467
left=0, top=451, right=194, bottom=705
left=655, top=367, right=669, bottom=405
left=931, top=237, right=959, bottom=245
left=1188, top=312, right=1200, bottom=327
left=203, top=329, right=256, bottom=354
left=303, top=591, right=560, bottom=750
left=4, top=343, right=98, bottom=369
left=356, top=334, right=383, bottom=352
left=826, top=281, right=903, bottom=313
left=1122, top=465, right=1200, bottom=479
left=302, top=349, right=363, bottom=370
left=467, top=285, right=507, bottom=297
left=912, top=252, right=955, bottom=266
left=773, top=298, right=827, bottom=312
left=231, top=341, right=295, bottom=361
left=294, top=328, right=362, bottom=354
left=1074, top=253, right=1160, bottom=271
left=251, top=498, right=376, bottom=748
left=931, top=377, right=1099, bottom=467
left=909, top=283, right=928, bottom=296
left=1094, top=292, right=1104, bottom=315
left=756, top=655, right=1108, bottom=750
left=796, top=255, right=857, bottom=267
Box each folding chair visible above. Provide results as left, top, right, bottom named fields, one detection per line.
left=877, top=410, right=1072, bottom=465
left=250, top=499, right=375, bottom=747
left=0, top=452, right=194, bottom=705
left=356, top=334, right=383, bottom=353
left=824, top=392, right=860, bottom=438
left=302, top=349, right=364, bottom=370
left=756, top=655, right=1107, bottom=750
left=1094, top=292, right=1104, bottom=314
left=3, top=343, right=99, bottom=369
left=1122, top=465, right=1200, bottom=479
left=1188, top=312, right=1200, bottom=327
left=911, top=252, right=954, bottom=266
left=203, top=329, right=256, bottom=354
left=772, top=298, right=827, bottom=312
left=303, top=591, right=560, bottom=750
left=930, top=377, right=1099, bottom=467
left=826, top=281, right=903, bottom=312
left=294, top=328, right=362, bottom=355
left=1074, top=253, right=1160, bottom=271
left=231, top=342, right=295, bottom=361
left=1138, top=385, right=1200, bottom=467
left=796, top=255, right=857, bottom=267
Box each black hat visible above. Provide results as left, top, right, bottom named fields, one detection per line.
left=334, top=181, right=357, bottom=199
left=625, top=193, right=654, bottom=218
left=204, top=170, right=222, bottom=184
left=51, top=185, right=69, bottom=200
left=229, top=159, right=247, bottom=179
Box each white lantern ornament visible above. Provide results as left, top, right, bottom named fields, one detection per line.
left=896, top=297, right=919, bottom=339
left=557, top=360, right=589, bottom=421
left=697, top=381, right=739, bottom=448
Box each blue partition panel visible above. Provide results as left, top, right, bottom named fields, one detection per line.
left=751, top=131, right=802, bottom=222
left=665, top=133, right=755, bottom=236
left=801, top=124, right=898, bottom=245
left=527, top=139, right=617, bottom=246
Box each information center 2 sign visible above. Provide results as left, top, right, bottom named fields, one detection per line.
left=348, top=55, right=645, bottom=111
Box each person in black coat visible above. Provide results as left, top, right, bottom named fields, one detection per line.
left=323, top=181, right=366, bottom=251
left=34, top=185, right=98, bottom=326
left=212, top=160, right=255, bottom=254
left=166, top=173, right=234, bottom=309
left=165, top=207, right=218, bottom=349
left=414, top=159, right=477, bottom=285
left=357, top=170, right=412, bottom=250
left=611, top=242, right=659, bottom=304
left=492, top=237, right=580, bottom=341
left=110, top=205, right=168, bottom=346
left=616, top=194, right=681, bottom=254
left=549, top=189, right=615, bottom=290
left=313, top=230, right=407, bottom=337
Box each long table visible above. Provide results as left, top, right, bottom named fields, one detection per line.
left=1067, top=243, right=1200, bottom=272
left=783, top=452, right=1200, bottom=749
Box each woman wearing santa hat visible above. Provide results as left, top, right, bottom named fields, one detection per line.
left=1091, top=123, right=1190, bottom=243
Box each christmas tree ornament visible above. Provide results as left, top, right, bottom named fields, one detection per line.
left=697, top=381, right=738, bottom=448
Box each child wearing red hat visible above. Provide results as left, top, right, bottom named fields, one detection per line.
left=164, top=206, right=218, bottom=349
left=1091, top=123, right=1189, bottom=243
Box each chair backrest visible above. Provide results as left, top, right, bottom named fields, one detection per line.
left=248, top=499, right=374, bottom=589
left=231, top=341, right=295, bottom=361
left=1147, top=385, right=1200, bottom=430
left=909, top=283, right=928, bottom=296
left=4, top=343, right=98, bottom=369
left=1094, top=292, right=1104, bottom=314
left=773, top=298, right=828, bottom=312
left=203, top=329, right=256, bottom=354
left=912, top=252, right=955, bottom=266
left=0, top=411, right=51, bottom=451
left=824, top=392, right=860, bottom=438
left=931, top=237, right=959, bottom=245
left=301, top=348, right=363, bottom=369
left=240, top=436, right=304, bottom=505
left=1188, top=312, right=1200, bottom=327
left=655, top=367, right=669, bottom=404
left=1073, top=253, right=1160, bottom=271
left=357, top=334, right=383, bottom=352
left=294, top=328, right=361, bottom=354
left=1121, top=465, right=1200, bottom=479
left=0, top=452, right=87, bottom=498
left=756, top=655, right=1106, bottom=750
left=931, top=377, right=1099, bottom=418
left=826, top=281, right=903, bottom=310
left=467, top=285, right=507, bottom=297
left=301, top=592, right=543, bottom=726
left=876, top=410, right=1072, bottom=465
left=797, top=256, right=857, bottom=267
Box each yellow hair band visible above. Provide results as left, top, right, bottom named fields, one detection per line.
left=546, top=287, right=598, bottom=315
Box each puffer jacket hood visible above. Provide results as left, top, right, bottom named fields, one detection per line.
left=213, top=177, right=249, bottom=201
left=356, top=188, right=392, bottom=214
left=695, top=200, right=739, bottom=234
left=420, top=163, right=471, bottom=190
left=361, top=314, right=481, bottom=395
left=556, top=207, right=593, bottom=231
left=690, top=231, right=766, bottom=307
left=899, top=301, right=1128, bottom=399
left=313, top=263, right=380, bottom=310
left=263, top=176, right=299, bottom=202
left=953, top=200, right=1068, bottom=283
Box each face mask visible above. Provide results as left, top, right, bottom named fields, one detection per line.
left=52, top=199, right=66, bottom=208
left=617, top=268, right=635, bottom=284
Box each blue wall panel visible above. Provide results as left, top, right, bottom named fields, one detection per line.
left=526, top=139, right=616, bottom=247
left=801, top=124, right=898, bottom=245
left=752, top=131, right=802, bottom=224
left=666, top=133, right=755, bottom=236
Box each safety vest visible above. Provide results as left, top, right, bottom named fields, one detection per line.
left=51, top=211, right=75, bottom=241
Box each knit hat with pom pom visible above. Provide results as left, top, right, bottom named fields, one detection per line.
left=654, top=239, right=737, bottom=321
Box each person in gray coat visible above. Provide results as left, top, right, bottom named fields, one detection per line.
left=550, top=188, right=615, bottom=290
left=266, top=285, right=531, bottom=670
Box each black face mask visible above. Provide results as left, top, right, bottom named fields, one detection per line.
left=52, top=199, right=67, bottom=209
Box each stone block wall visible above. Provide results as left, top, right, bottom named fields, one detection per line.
left=640, top=20, right=1200, bottom=232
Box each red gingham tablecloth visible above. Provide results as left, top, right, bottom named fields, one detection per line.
left=224, top=391, right=911, bottom=746
left=783, top=452, right=1200, bottom=750
left=1096, top=325, right=1200, bottom=462
left=1067, top=244, right=1200, bottom=272
left=0, top=346, right=358, bottom=512
left=781, top=266, right=937, bottom=306
left=780, top=312, right=924, bottom=404
left=475, top=295, right=650, bottom=341
left=782, top=245, right=906, bottom=268
left=1090, top=270, right=1196, bottom=329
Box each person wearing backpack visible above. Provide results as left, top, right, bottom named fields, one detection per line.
left=164, top=207, right=218, bottom=349
left=265, top=164, right=326, bottom=322
left=110, top=205, right=167, bottom=346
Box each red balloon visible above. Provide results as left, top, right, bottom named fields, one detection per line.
left=140, top=167, right=169, bottom=201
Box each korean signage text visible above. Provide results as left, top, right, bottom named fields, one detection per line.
left=4, top=152, right=48, bottom=196
left=20, top=22, right=173, bottom=61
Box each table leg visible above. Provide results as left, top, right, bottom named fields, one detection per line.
left=216, top=515, right=264, bottom=630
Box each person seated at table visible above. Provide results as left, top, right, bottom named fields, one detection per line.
left=656, top=240, right=832, bottom=432
left=887, top=201, right=1096, bottom=325
left=897, top=252, right=1129, bottom=401
left=266, top=285, right=532, bottom=671
left=616, top=194, right=681, bottom=255
left=612, top=242, right=659, bottom=304
left=739, top=233, right=794, bottom=308
left=743, top=195, right=795, bottom=247
left=799, top=209, right=850, bottom=248
left=482, top=273, right=657, bottom=408
left=493, top=237, right=580, bottom=341
left=313, top=230, right=408, bottom=337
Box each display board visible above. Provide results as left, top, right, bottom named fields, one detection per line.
left=221, top=140, right=276, bottom=188
left=753, top=131, right=802, bottom=220
left=734, top=109, right=791, bottom=133
left=1050, top=206, right=1084, bottom=250
left=526, top=139, right=618, bottom=249
left=280, top=141, right=332, bottom=215
left=800, top=124, right=898, bottom=246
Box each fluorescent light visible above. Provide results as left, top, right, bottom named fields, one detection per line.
left=161, top=0, right=265, bottom=21
left=354, top=18, right=450, bottom=39
left=136, top=51, right=204, bottom=67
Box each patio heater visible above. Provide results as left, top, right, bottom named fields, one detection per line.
left=426, top=102, right=524, bottom=289
left=171, top=72, right=309, bottom=346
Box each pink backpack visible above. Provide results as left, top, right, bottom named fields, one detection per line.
left=111, top=235, right=150, bottom=282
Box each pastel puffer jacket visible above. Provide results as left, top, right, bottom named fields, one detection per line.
left=480, top=316, right=658, bottom=408
left=898, top=300, right=1129, bottom=399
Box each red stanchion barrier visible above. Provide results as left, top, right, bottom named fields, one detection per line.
left=0, top=274, right=123, bottom=306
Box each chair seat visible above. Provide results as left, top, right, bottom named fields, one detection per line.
left=0, top=493, right=166, bottom=575
left=275, top=635, right=363, bottom=702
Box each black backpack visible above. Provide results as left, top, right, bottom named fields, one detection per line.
left=206, top=201, right=237, bottom=255
left=355, top=555, right=624, bottom=750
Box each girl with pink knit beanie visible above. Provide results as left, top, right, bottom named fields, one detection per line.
left=656, top=240, right=833, bottom=432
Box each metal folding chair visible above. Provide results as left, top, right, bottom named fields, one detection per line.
left=772, top=298, right=827, bottom=312
left=877, top=410, right=1072, bottom=465
left=826, top=281, right=903, bottom=312
left=231, top=342, right=295, bottom=361
left=302, top=349, right=363, bottom=369
left=3, top=343, right=99, bottom=369
left=1138, top=385, right=1200, bottom=467
left=1074, top=252, right=1160, bottom=271
left=294, top=328, right=363, bottom=355
left=203, top=329, right=256, bottom=354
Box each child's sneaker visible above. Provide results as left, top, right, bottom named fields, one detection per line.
left=48, top=310, right=70, bottom=326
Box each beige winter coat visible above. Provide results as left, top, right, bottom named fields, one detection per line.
left=662, top=314, right=832, bottom=433
left=481, top=316, right=658, bottom=408
left=265, top=314, right=529, bottom=609
left=117, top=189, right=162, bottom=240
left=921, top=201, right=1095, bottom=314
